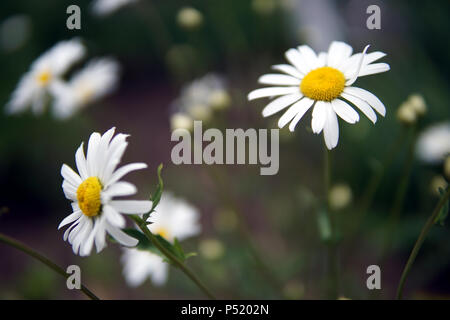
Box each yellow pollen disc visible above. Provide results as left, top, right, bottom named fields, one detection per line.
left=300, top=67, right=346, bottom=102
left=155, top=227, right=170, bottom=240
left=36, top=71, right=52, bottom=86
left=77, top=177, right=102, bottom=217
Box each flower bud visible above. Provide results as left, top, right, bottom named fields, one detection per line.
left=209, top=90, right=231, bottom=110
left=170, top=112, right=193, bottom=131
left=396, top=102, right=417, bottom=125
left=408, top=94, right=427, bottom=117
left=199, top=239, right=225, bottom=260
left=430, top=175, right=448, bottom=197
left=177, top=7, right=203, bottom=30
left=329, top=183, right=352, bottom=210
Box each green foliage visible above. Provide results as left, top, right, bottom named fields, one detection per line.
left=123, top=228, right=196, bottom=264
left=143, top=163, right=164, bottom=223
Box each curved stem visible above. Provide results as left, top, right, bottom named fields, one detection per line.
left=396, top=187, right=450, bottom=299
left=130, top=215, right=216, bottom=300
left=0, top=232, right=99, bottom=300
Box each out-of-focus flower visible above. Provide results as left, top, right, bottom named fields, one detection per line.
left=92, top=0, right=139, bottom=16
left=6, top=39, right=85, bottom=116
left=51, top=58, right=120, bottom=119
left=0, top=15, right=31, bottom=53
left=445, top=156, right=450, bottom=181
left=121, top=192, right=201, bottom=287
left=408, top=94, right=427, bottom=116
left=329, top=183, right=352, bottom=210
left=396, top=93, right=427, bottom=125
left=171, top=74, right=230, bottom=129
left=58, top=128, right=152, bottom=256
left=170, top=112, right=193, bottom=131
left=248, top=41, right=389, bottom=149
left=121, top=249, right=167, bottom=287
left=199, top=238, right=225, bottom=260
left=252, top=0, right=277, bottom=15
left=416, top=122, right=450, bottom=163
left=430, top=175, right=448, bottom=197
left=176, top=7, right=203, bottom=30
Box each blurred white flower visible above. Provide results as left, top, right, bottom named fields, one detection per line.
left=6, top=38, right=85, bottom=116
left=121, top=192, right=201, bottom=287
left=121, top=249, right=168, bottom=287
left=92, top=0, right=139, bottom=16
left=51, top=58, right=120, bottom=119
left=177, top=7, right=203, bottom=30
left=58, top=127, right=152, bottom=256
left=248, top=41, right=390, bottom=149
left=417, top=122, right=450, bottom=163
left=171, top=74, right=230, bottom=128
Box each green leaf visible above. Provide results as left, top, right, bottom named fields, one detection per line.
left=143, top=163, right=164, bottom=221
left=122, top=229, right=196, bottom=265
left=435, top=187, right=450, bottom=226
left=317, top=208, right=331, bottom=242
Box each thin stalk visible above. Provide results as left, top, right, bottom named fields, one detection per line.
left=130, top=215, right=216, bottom=300
left=396, top=187, right=450, bottom=299
left=0, top=232, right=99, bottom=300
left=324, top=147, right=339, bottom=299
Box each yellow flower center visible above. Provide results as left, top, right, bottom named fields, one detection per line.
left=155, top=227, right=170, bottom=240
left=36, top=70, right=52, bottom=86
left=300, top=67, right=346, bottom=101
left=77, top=177, right=102, bottom=217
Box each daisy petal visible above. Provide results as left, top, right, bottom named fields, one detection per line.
left=323, top=103, right=339, bottom=150
left=311, top=101, right=327, bottom=134
left=298, top=45, right=320, bottom=70
left=248, top=87, right=299, bottom=100
left=110, top=200, right=153, bottom=214
left=62, top=180, right=77, bottom=200
left=103, top=182, right=137, bottom=198
left=285, top=48, right=310, bottom=74
left=288, top=98, right=315, bottom=131
left=107, top=163, right=147, bottom=187
left=105, top=222, right=138, bottom=247
left=258, top=74, right=301, bottom=86
left=86, top=132, right=101, bottom=176
left=357, top=63, right=390, bottom=77
left=340, top=92, right=377, bottom=124
left=75, top=143, right=88, bottom=180
left=344, top=86, right=386, bottom=116
left=272, top=64, right=303, bottom=78
left=331, top=99, right=359, bottom=124
left=58, top=210, right=82, bottom=229
left=61, top=164, right=82, bottom=188
left=103, top=205, right=126, bottom=228
left=327, top=41, right=353, bottom=68
left=262, top=93, right=302, bottom=117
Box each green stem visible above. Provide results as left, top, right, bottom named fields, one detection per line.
left=130, top=215, right=216, bottom=300
left=396, top=187, right=450, bottom=299
left=324, top=147, right=339, bottom=299
left=0, top=232, right=99, bottom=300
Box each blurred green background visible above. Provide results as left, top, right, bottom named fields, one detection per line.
left=0, top=0, right=449, bottom=299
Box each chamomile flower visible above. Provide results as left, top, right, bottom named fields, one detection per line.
left=51, top=58, right=120, bottom=119
left=6, top=38, right=85, bottom=116
left=248, top=41, right=390, bottom=149
left=416, top=122, right=450, bottom=163
left=92, top=0, right=139, bottom=16
left=121, top=192, right=201, bottom=287
left=171, top=74, right=230, bottom=129
left=58, top=127, right=152, bottom=256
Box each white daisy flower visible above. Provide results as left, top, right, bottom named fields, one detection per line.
left=92, top=0, right=139, bottom=16
left=58, top=127, right=152, bottom=256
left=121, top=192, right=201, bottom=287
left=6, top=38, right=85, bottom=116
left=416, top=122, right=450, bottom=164
left=51, top=58, right=120, bottom=119
left=171, top=74, right=230, bottom=127
left=248, top=41, right=390, bottom=149
left=121, top=249, right=168, bottom=287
